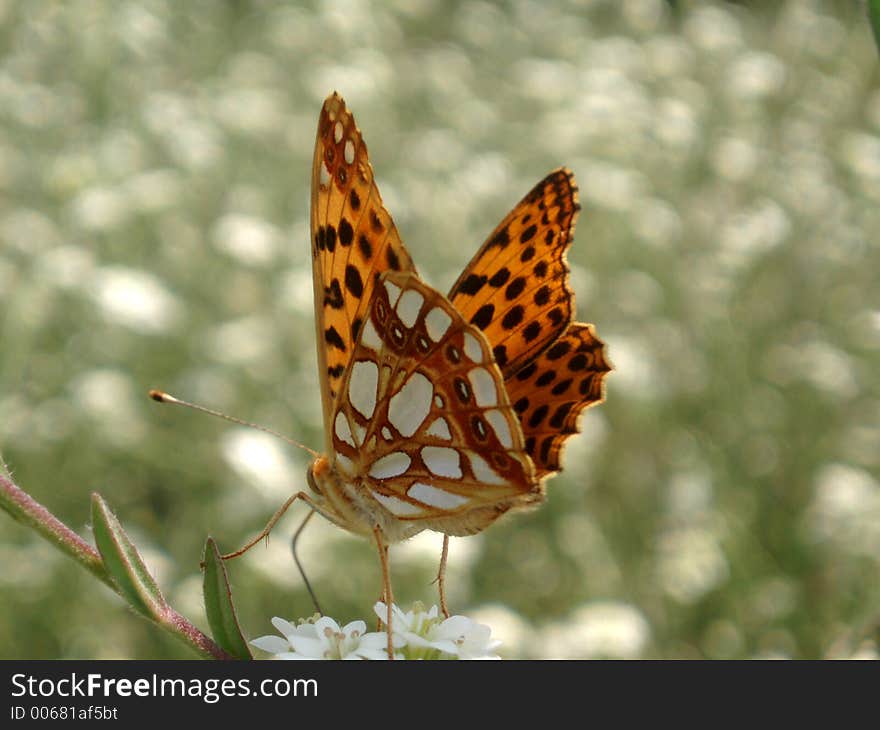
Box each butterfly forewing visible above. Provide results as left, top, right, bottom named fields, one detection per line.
left=311, top=93, right=416, bottom=451
left=448, top=168, right=580, bottom=379
left=331, top=270, right=539, bottom=521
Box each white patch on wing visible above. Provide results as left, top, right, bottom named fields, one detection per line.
left=468, top=367, right=498, bottom=407
left=360, top=318, right=382, bottom=350
left=424, top=307, right=452, bottom=342
left=381, top=426, right=392, bottom=440
left=421, top=446, right=463, bottom=479
left=408, top=482, right=469, bottom=510
left=384, top=280, right=402, bottom=307
left=396, top=288, right=424, bottom=328
left=372, top=491, right=423, bottom=517
left=426, top=417, right=452, bottom=441
left=388, top=372, right=433, bottom=437
left=320, top=161, right=331, bottom=186
left=466, top=451, right=507, bottom=485
left=334, top=411, right=355, bottom=447
left=463, top=332, right=483, bottom=362
left=349, top=360, right=378, bottom=418
left=344, top=139, right=355, bottom=164
left=368, top=451, right=411, bottom=479
left=334, top=121, right=343, bottom=143
left=484, top=409, right=513, bottom=449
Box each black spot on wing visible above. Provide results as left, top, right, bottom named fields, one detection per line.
left=457, top=274, right=487, bottom=296
left=345, top=264, right=364, bottom=298
left=324, top=279, right=344, bottom=310
left=470, top=304, right=495, bottom=331
left=501, top=306, right=524, bottom=330
left=505, top=277, right=526, bottom=301
left=528, top=404, right=549, bottom=428
left=519, top=224, right=538, bottom=244
left=523, top=320, right=542, bottom=343
left=325, top=326, right=346, bottom=352
left=338, top=218, right=354, bottom=247
left=489, top=268, right=510, bottom=287
left=358, top=234, right=372, bottom=260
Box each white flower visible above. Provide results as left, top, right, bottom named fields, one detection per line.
left=374, top=602, right=502, bottom=660
left=251, top=604, right=502, bottom=660
left=251, top=615, right=398, bottom=660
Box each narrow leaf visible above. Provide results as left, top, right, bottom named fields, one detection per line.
left=91, top=493, right=167, bottom=619
left=202, top=538, right=252, bottom=660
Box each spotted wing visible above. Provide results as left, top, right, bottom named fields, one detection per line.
left=448, top=168, right=579, bottom=378
left=311, top=93, right=416, bottom=452
left=505, top=324, right=611, bottom=479
left=330, top=270, right=541, bottom=525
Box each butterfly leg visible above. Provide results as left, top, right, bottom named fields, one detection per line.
left=219, top=491, right=320, bottom=561
left=291, top=508, right=323, bottom=616
left=373, top=526, right=395, bottom=659
left=436, top=534, right=450, bottom=619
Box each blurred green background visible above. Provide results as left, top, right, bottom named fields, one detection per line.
left=1, top=0, right=878, bottom=659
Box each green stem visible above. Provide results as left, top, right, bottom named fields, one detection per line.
left=0, top=471, right=110, bottom=587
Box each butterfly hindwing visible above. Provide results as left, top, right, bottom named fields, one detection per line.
left=330, top=270, right=540, bottom=521
left=504, top=323, right=611, bottom=478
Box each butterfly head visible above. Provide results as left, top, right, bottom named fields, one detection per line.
left=306, top=456, right=329, bottom=496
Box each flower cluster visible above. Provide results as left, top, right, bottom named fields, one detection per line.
left=250, top=603, right=500, bottom=660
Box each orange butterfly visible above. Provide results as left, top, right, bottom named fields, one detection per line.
left=234, top=93, right=611, bottom=656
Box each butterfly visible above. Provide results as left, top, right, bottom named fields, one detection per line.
left=232, top=92, right=611, bottom=657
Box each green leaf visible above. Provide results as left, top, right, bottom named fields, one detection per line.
left=870, top=0, right=880, bottom=55
left=91, top=493, right=167, bottom=619
left=202, top=538, right=252, bottom=660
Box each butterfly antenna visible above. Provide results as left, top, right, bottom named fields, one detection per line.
left=148, top=390, right=320, bottom=459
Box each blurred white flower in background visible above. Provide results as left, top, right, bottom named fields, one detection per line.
left=535, top=601, right=651, bottom=659
left=90, top=265, right=182, bottom=334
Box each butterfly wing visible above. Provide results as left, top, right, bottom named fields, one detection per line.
left=449, top=168, right=611, bottom=479
left=330, top=270, right=540, bottom=526
left=311, top=93, right=417, bottom=453
left=505, top=323, right=611, bottom=478
left=448, top=168, right=580, bottom=378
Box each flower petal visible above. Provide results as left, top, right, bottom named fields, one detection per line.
left=270, top=616, right=300, bottom=639
left=250, top=635, right=291, bottom=654
left=314, top=615, right=343, bottom=637
left=434, top=615, right=472, bottom=639
left=358, top=632, right=392, bottom=649
left=288, top=634, right=326, bottom=658
left=341, top=619, right=367, bottom=637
